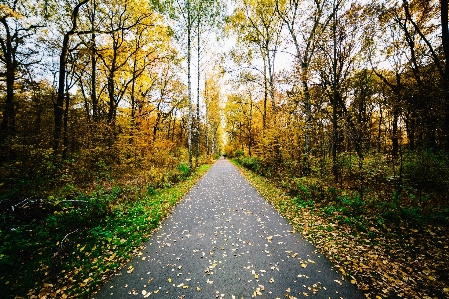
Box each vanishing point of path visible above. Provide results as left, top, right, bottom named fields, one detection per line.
left=93, top=158, right=364, bottom=299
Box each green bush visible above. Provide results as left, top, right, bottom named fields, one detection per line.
left=241, top=156, right=261, bottom=172
left=337, top=192, right=365, bottom=214
left=234, top=149, right=245, bottom=158
left=178, top=163, right=190, bottom=179
left=403, top=150, right=449, bottom=193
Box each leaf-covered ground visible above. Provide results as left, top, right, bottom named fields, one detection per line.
left=234, top=162, right=449, bottom=299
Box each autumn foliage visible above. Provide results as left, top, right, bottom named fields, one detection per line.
left=1, top=0, right=449, bottom=298
left=0, top=0, right=221, bottom=298
left=224, top=0, right=449, bottom=297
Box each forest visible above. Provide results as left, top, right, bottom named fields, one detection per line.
left=0, top=0, right=448, bottom=298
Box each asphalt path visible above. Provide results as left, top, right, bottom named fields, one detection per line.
left=93, top=158, right=364, bottom=299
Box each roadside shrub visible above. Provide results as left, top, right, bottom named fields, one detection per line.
left=403, top=150, right=449, bottom=193
left=337, top=192, right=366, bottom=214
left=241, top=156, right=261, bottom=172
left=234, top=149, right=245, bottom=158
left=287, top=177, right=327, bottom=202
left=178, top=163, right=190, bottom=179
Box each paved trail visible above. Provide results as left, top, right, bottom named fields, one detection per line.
left=93, top=158, right=363, bottom=299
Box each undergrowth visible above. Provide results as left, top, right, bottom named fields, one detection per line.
left=0, top=164, right=211, bottom=299
left=232, top=158, right=449, bottom=299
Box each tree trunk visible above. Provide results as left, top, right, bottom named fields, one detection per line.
left=0, top=62, right=16, bottom=143
left=107, top=71, right=116, bottom=123
left=441, top=0, right=449, bottom=149
left=196, top=15, right=201, bottom=167
left=302, top=75, right=311, bottom=175
left=54, top=33, right=70, bottom=153
left=0, top=18, right=17, bottom=146
left=54, top=0, right=89, bottom=153
left=153, top=111, right=161, bottom=141
left=91, top=32, right=98, bottom=122
left=377, top=103, right=383, bottom=153
left=332, top=0, right=339, bottom=183
left=392, top=106, right=399, bottom=158
left=262, top=55, right=268, bottom=129
left=91, top=0, right=98, bottom=122
left=410, top=116, right=415, bottom=151
left=265, top=40, right=276, bottom=116
left=248, top=99, right=253, bottom=157
left=130, top=57, right=138, bottom=129
left=187, top=0, right=193, bottom=169
left=63, top=92, right=70, bottom=160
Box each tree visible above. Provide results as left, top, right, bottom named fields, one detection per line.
left=53, top=0, right=89, bottom=153
left=194, top=0, right=225, bottom=165
left=442, top=0, right=449, bottom=149
left=229, top=0, right=283, bottom=128
left=172, top=0, right=195, bottom=168
left=0, top=0, right=41, bottom=146
left=315, top=1, right=365, bottom=181
left=275, top=0, right=333, bottom=175
left=204, top=71, right=223, bottom=157
left=95, top=0, right=153, bottom=125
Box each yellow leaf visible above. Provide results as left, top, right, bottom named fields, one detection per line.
left=168, top=278, right=172, bottom=283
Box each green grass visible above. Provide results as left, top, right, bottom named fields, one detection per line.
left=0, top=164, right=211, bottom=299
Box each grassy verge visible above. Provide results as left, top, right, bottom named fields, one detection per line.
left=0, top=164, right=211, bottom=299
left=232, top=159, right=449, bottom=299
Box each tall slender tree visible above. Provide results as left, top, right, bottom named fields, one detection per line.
left=275, top=0, right=333, bottom=175
left=0, top=0, right=41, bottom=146
left=53, top=0, right=89, bottom=153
